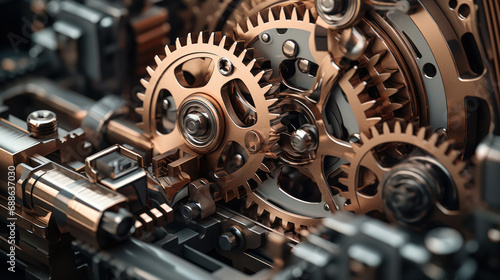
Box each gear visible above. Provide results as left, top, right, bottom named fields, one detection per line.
left=223, top=0, right=311, bottom=34
left=234, top=2, right=325, bottom=90
left=136, top=32, right=279, bottom=201
left=339, top=122, right=475, bottom=228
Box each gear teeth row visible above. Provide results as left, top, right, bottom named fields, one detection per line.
left=338, top=122, right=473, bottom=224
left=236, top=3, right=314, bottom=35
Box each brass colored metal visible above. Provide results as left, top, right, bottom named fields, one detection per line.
left=339, top=122, right=474, bottom=228
left=137, top=32, right=279, bottom=202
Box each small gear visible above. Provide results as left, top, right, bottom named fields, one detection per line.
left=339, top=122, right=475, bottom=228
left=136, top=32, right=279, bottom=201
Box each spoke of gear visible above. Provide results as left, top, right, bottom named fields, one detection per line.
left=136, top=32, right=280, bottom=202
left=339, top=122, right=475, bottom=228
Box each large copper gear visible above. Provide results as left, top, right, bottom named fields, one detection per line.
left=136, top=32, right=279, bottom=201
left=339, top=122, right=475, bottom=228
left=234, top=5, right=413, bottom=232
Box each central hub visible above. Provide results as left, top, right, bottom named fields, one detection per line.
left=178, top=94, right=224, bottom=153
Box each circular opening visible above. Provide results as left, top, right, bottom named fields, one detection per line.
left=423, top=63, right=437, bottom=78
left=448, top=0, right=457, bottom=9
left=458, top=4, right=470, bottom=19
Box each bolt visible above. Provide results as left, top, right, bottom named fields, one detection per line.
left=181, top=202, right=201, bottom=221
left=298, top=59, right=311, bottom=73
left=219, top=232, right=237, bottom=251
left=291, top=125, right=318, bottom=153
left=320, top=0, right=345, bottom=15
left=27, top=110, right=58, bottom=138
left=245, top=130, right=263, bottom=153
left=218, top=57, right=233, bottom=76
left=162, top=98, right=170, bottom=110
left=183, top=112, right=208, bottom=137
left=324, top=203, right=330, bottom=211
left=225, top=153, right=245, bottom=173
left=282, top=40, right=299, bottom=58
left=261, top=33, right=271, bottom=43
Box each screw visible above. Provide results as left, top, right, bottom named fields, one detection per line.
left=27, top=110, right=58, bottom=138
left=261, top=33, right=271, bottom=43
left=181, top=202, right=201, bottom=221
left=291, top=125, right=318, bottom=153
left=282, top=40, right=299, bottom=58
left=184, top=112, right=208, bottom=137
left=218, top=57, right=233, bottom=76
left=245, top=130, right=263, bottom=153
left=162, top=98, right=170, bottom=110
left=298, top=59, right=311, bottom=73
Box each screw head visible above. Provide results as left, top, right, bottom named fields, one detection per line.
left=181, top=202, right=200, bottom=221
left=219, top=232, right=237, bottom=251
left=291, top=126, right=317, bottom=153
left=218, top=57, right=233, bottom=76
left=261, top=33, right=271, bottom=43
left=282, top=40, right=299, bottom=58
left=27, top=110, right=58, bottom=138
left=298, top=59, right=311, bottom=73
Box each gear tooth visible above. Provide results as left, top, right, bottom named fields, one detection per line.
left=385, top=87, right=399, bottom=97
left=208, top=32, right=215, bottom=45
left=360, top=100, right=375, bottom=112
left=354, top=82, right=367, bottom=95
left=229, top=41, right=238, bottom=54
left=345, top=68, right=356, bottom=80
left=154, top=55, right=163, bottom=66
left=370, top=126, right=379, bottom=137
left=245, top=198, right=253, bottom=209
left=340, top=165, right=350, bottom=174
left=394, top=121, right=402, bottom=134
left=135, top=107, right=144, bottom=115
left=366, top=117, right=382, bottom=129
left=219, top=35, right=227, bottom=48
left=417, top=126, right=427, bottom=139
left=246, top=58, right=256, bottom=69
left=279, top=6, right=287, bottom=21
left=360, top=132, right=370, bottom=143
left=146, top=66, right=155, bottom=77
left=454, top=160, right=467, bottom=172
left=351, top=142, right=361, bottom=153
left=256, top=206, right=265, bottom=216
left=197, top=31, right=204, bottom=44
left=382, top=122, right=391, bottom=134
left=186, top=33, right=192, bottom=45
left=238, top=48, right=248, bottom=60
left=406, top=123, right=414, bottom=135
left=140, top=78, right=149, bottom=88
left=338, top=177, right=349, bottom=187
left=449, top=150, right=461, bottom=162
left=236, top=23, right=245, bottom=35
left=269, top=213, right=277, bottom=223
left=291, top=7, right=298, bottom=21
left=344, top=151, right=356, bottom=161
left=368, top=53, right=382, bottom=66
left=137, top=92, right=146, bottom=101
left=164, top=45, right=172, bottom=56
left=304, top=8, right=311, bottom=23
left=428, top=132, right=439, bottom=146
left=175, top=37, right=182, bottom=49
left=257, top=12, right=265, bottom=26
left=438, top=141, right=451, bottom=154
left=253, top=70, right=265, bottom=81
left=388, top=102, right=404, bottom=111
left=268, top=7, right=276, bottom=21
left=246, top=17, right=254, bottom=29
left=378, top=72, right=391, bottom=83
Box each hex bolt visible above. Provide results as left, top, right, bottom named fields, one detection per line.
left=181, top=202, right=201, bottom=221
left=184, top=112, right=208, bottom=137
left=219, top=232, right=237, bottom=251
left=27, top=110, right=58, bottom=138
left=291, top=125, right=318, bottom=153
left=282, top=40, right=299, bottom=58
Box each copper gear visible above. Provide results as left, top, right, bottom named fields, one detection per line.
left=237, top=9, right=412, bottom=232
left=223, top=0, right=312, bottom=34
left=339, top=122, right=475, bottom=228
left=136, top=32, right=279, bottom=201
